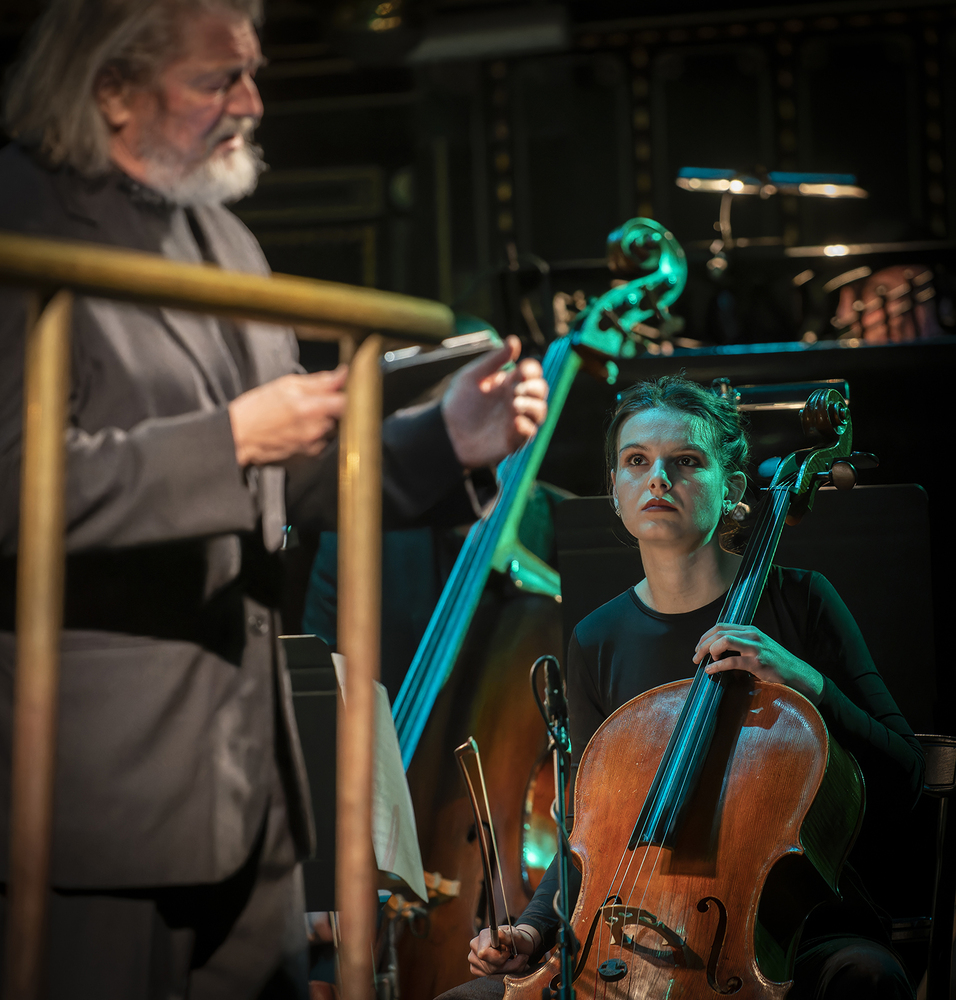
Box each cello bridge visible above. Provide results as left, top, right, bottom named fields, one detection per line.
left=600, top=904, right=686, bottom=958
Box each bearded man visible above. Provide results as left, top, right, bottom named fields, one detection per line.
left=0, top=1, right=548, bottom=997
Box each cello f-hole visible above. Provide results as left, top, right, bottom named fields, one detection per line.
left=697, top=896, right=743, bottom=995
left=550, top=903, right=617, bottom=990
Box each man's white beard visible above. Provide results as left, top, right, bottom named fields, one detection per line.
left=141, top=116, right=267, bottom=207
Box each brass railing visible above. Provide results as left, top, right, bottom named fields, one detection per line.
left=0, top=231, right=454, bottom=1000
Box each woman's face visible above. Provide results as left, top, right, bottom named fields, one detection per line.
left=611, top=407, right=741, bottom=553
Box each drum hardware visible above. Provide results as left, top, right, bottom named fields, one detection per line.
left=675, top=167, right=868, bottom=276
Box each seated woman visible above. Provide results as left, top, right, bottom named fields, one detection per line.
left=452, top=375, right=923, bottom=1000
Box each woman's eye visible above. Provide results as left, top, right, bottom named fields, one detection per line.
left=676, top=456, right=699, bottom=467
left=627, top=454, right=646, bottom=465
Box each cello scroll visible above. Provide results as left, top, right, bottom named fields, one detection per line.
left=773, top=387, right=854, bottom=524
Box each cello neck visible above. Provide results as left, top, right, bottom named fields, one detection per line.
left=393, top=334, right=581, bottom=769
left=629, top=479, right=797, bottom=850
left=717, top=481, right=794, bottom=626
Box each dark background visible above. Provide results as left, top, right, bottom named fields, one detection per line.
left=1, top=0, right=953, bottom=719
left=1, top=1, right=953, bottom=968
left=4, top=0, right=955, bottom=344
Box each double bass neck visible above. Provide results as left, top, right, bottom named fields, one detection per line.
left=393, top=334, right=579, bottom=768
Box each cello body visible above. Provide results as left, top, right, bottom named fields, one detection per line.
left=506, top=674, right=864, bottom=1000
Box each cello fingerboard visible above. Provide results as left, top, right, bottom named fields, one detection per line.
left=629, top=480, right=795, bottom=850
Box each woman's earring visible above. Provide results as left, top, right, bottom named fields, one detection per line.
left=723, top=500, right=735, bottom=515
left=613, top=498, right=622, bottom=517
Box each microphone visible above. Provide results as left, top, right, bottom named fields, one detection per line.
left=544, top=657, right=568, bottom=727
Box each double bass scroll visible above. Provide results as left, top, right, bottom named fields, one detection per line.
left=392, top=218, right=688, bottom=769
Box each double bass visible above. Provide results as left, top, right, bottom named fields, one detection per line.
left=391, top=220, right=689, bottom=997
left=507, top=388, right=868, bottom=999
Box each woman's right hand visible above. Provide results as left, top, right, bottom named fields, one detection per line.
left=468, top=924, right=540, bottom=977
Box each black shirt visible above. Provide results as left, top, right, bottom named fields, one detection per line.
left=518, top=565, right=924, bottom=949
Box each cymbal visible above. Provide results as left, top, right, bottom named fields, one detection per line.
left=784, top=239, right=956, bottom=258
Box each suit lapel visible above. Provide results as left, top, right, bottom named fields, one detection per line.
left=155, top=208, right=244, bottom=404
left=192, top=205, right=297, bottom=388
left=158, top=306, right=243, bottom=406
left=60, top=175, right=245, bottom=405
left=193, top=206, right=294, bottom=549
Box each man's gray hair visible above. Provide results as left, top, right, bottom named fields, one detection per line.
left=3, top=0, right=262, bottom=177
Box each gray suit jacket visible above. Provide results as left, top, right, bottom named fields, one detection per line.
left=0, top=143, right=468, bottom=887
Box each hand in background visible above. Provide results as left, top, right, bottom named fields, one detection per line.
left=229, top=365, right=348, bottom=466
left=441, top=336, right=548, bottom=470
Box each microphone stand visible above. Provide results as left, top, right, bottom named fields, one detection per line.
left=533, top=656, right=576, bottom=1000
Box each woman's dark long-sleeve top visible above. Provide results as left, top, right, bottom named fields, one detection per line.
left=517, top=565, right=924, bottom=953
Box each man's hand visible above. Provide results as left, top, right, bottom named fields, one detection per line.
left=441, top=336, right=548, bottom=469
left=468, top=924, right=540, bottom=977
left=307, top=911, right=335, bottom=945
left=228, top=366, right=348, bottom=467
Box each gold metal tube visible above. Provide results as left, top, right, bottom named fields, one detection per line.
left=0, top=231, right=453, bottom=342
left=5, top=291, right=73, bottom=1000
left=336, top=334, right=383, bottom=1000
left=0, top=235, right=419, bottom=995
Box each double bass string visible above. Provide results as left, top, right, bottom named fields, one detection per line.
left=393, top=335, right=575, bottom=766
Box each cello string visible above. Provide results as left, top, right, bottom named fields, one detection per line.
left=616, top=482, right=793, bottom=979
left=572, top=437, right=797, bottom=981
left=610, top=444, right=823, bottom=986
left=590, top=670, right=717, bottom=982
left=625, top=485, right=791, bottom=986
left=591, top=669, right=712, bottom=976
left=621, top=479, right=790, bottom=872
left=585, top=753, right=640, bottom=985
left=595, top=652, right=716, bottom=972
left=583, top=681, right=682, bottom=987
left=593, top=579, right=736, bottom=970
left=595, top=828, right=648, bottom=981
left=625, top=482, right=789, bottom=896
left=606, top=466, right=797, bottom=984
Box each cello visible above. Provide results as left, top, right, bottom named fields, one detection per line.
left=391, top=220, right=688, bottom=997
left=505, top=388, right=867, bottom=999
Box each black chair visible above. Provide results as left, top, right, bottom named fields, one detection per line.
left=914, top=734, right=956, bottom=1000
left=890, top=735, right=956, bottom=999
